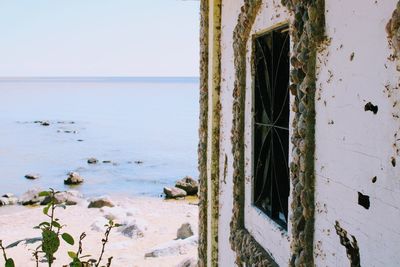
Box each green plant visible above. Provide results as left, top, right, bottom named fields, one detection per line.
left=0, top=189, right=120, bottom=267
left=0, top=240, right=14, bottom=267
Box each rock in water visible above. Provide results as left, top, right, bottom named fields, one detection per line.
left=19, top=188, right=45, bottom=205
left=88, top=197, right=115, bottom=208
left=163, top=187, right=187, bottom=198
left=24, top=174, right=40, bottom=180
left=40, top=190, right=83, bottom=206
left=177, top=223, right=194, bottom=239
left=0, top=193, right=18, bottom=206
left=40, top=121, right=50, bottom=126
left=87, top=157, right=98, bottom=164
left=175, top=176, right=198, bottom=195
left=64, top=172, right=84, bottom=185
left=0, top=198, right=7, bottom=206
left=0, top=196, right=18, bottom=206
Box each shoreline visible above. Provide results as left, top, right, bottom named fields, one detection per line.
left=0, top=195, right=198, bottom=267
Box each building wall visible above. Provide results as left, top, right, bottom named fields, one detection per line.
left=314, top=0, right=400, bottom=266
left=218, top=1, right=242, bottom=265
left=212, top=0, right=400, bottom=266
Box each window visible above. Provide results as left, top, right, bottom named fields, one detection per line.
left=253, top=25, right=290, bottom=230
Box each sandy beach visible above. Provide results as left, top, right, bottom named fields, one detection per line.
left=0, top=196, right=198, bottom=267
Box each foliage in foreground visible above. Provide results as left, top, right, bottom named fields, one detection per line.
left=0, top=189, right=121, bottom=267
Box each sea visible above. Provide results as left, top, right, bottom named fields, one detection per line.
left=0, top=77, right=199, bottom=198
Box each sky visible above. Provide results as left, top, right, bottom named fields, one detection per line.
left=0, top=0, right=200, bottom=77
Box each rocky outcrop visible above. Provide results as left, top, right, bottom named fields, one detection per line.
left=87, top=157, right=98, bottom=164
left=91, top=217, right=109, bottom=232
left=40, top=190, right=83, bottom=206
left=24, top=174, right=40, bottom=180
left=64, top=172, right=84, bottom=185
left=177, top=223, right=194, bottom=240
left=6, top=237, right=42, bottom=249
left=175, top=176, right=198, bottom=195
left=164, top=187, right=187, bottom=199
left=19, top=188, right=45, bottom=205
left=119, top=223, right=144, bottom=239
left=176, top=257, right=197, bottom=267
left=145, top=236, right=198, bottom=258
left=0, top=193, right=18, bottom=206
left=88, top=197, right=115, bottom=208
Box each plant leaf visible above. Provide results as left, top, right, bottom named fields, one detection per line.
left=43, top=203, right=51, bottom=215
left=42, top=230, right=60, bottom=255
left=39, top=191, right=50, bottom=197
left=62, top=233, right=74, bottom=245
left=5, top=258, right=15, bottom=267
left=39, top=222, right=51, bottom=227
left=51, top=221, right=61, bottom=228
left=79, top=254, right=91, bottom=258
left=69, top=258, right=81, bottom=267
left=67, top=251, right=77, bottom=259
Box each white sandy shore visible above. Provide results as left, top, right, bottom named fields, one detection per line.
left=0, top=196, right=198, bottom=267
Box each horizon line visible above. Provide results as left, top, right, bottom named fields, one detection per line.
left=0, top=75, right=199, bottom=78
left=0, top=76, right=200, bottom=83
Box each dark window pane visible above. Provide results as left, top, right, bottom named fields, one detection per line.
left=253, top=26, right=290, bottom=230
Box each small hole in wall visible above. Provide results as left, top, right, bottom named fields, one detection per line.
left=358, top=192, right=370, bottom=209
left=350, top=52, right=355, bottom=61
left=364, top=102, right=378, bottom=114
left=372, top=176, right=377, bottom=183
left=391, top=157, right=396, bottom=167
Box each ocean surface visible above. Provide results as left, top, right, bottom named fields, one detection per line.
left=0, top=77, right=199, bottom=198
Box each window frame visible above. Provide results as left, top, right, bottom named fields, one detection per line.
left=252, top=25, right=290, bottom=229
left=244, top=22, right=293, bottom=266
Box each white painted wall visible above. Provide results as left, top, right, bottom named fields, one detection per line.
left=218, top=1, right=243, bottom=265
left=216, top=0, right=400, bottom=266
left=314, top=0, right=400, bottom=266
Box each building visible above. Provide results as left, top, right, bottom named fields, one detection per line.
left=198, top=0, right=400, bottom=266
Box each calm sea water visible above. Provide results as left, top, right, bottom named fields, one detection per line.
left=0, top=77, right=199, bottom=197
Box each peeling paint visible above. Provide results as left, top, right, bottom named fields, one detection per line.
left=357, top=192, right=370, bottom=210
left=364, top=102, right=379, bottom=114
left=334, top=221, right=361, bottom=267
left=386, top=2, right=400, bottom=70
left=222, top=154, right=227, bottom=185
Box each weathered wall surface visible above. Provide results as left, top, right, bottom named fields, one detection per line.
left=218, top=0, right=290, bottom=265
left=314, top=0, right=400, bottom=266
left=218, top=1, right=242, bottom=265
left=213, top=0, right=400, bottom=266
